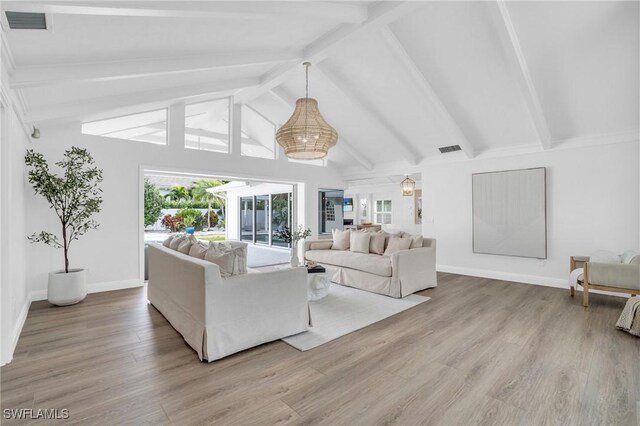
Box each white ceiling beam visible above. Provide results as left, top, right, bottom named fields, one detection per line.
left=2, top=1, right=367, bottom=23
left=494, top=0, right=552, bottom=150
left=379, top=26, right=475, bottom=159
left=235, top=1, right=424, bottom=105
left=11, top=51, right=301, bottom=89
left=269, top=87, right=374, bottom=171
left=26, top=77, right=258, bottom=123
left=315, top=66, right=422, bottom=166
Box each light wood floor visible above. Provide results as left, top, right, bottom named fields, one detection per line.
left=2, top=273, right=638, bottom=425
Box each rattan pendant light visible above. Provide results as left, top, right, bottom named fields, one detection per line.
left=276, top=62, right=337, bottom=160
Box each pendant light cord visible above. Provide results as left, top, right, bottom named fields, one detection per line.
left=303, top=62, right=311, bottom=142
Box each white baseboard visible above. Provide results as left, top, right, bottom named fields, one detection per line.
left=1, top=295, right=31, bottom=366
left=437, top=264, right=627, bottom=298
left=30, top=279, right=144, bottom=302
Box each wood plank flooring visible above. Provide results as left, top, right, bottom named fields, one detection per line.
left=1, top=273, right=638, bottom=425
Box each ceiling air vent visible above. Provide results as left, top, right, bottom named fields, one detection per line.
left=5, top=11, right=47, bottom=30
left=438, top=145, right=462, bottom=154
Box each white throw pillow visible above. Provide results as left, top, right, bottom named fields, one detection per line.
left=620, top=250, right=639, bottom=264
left=222, top=241, right=247, bottom=275
left=162, top=235, right=174, bottom=248
left=350, top=232, right=371, bottom=254
left=331, top=229, right=351, bottom=250
left=204, top=249, right=235, bottom=278
left=383, top=236, right=413, bottom=256
left=590, top=250, right=621, bottom=264
left=369, top=233, right=386, bottom=255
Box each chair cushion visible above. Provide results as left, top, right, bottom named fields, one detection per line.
left=305, top=250, right=392, bottom=277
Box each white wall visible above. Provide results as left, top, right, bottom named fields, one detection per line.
left=345, top=183, right=422, bottom=235
left=422, top=141, right=640, bottom=287
left=0, top=105, right=31, bottom=365
left=25, top=116, right=344, bottom=300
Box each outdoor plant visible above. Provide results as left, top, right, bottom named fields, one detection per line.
left=176, top=208, right=206, bottom=231
left=25, top=147, right=103, bottom=273
left=144, top=179, right=163, bottom=227
left=161, top=214, right=183, bottom=232
left=274, top=225, right=312, bottom=246
left=206, top=210, right=219, bottom=228
left=191, top=179, right=226, bottom=229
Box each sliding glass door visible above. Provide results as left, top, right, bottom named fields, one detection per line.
left=271, top=193, right=291, bottom=248
left=240, top=197, right=254, bottom=242
left=239, top=192, right=292, bottom=247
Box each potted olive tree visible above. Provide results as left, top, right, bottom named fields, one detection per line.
left=25, top=147, right=103, bottom=306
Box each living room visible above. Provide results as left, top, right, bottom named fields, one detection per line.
left=1, top=1, right=639, bottom=425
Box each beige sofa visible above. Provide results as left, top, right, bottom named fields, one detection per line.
left=148, top=243, right=309, bottom=361
left=304, top=236, right=436, bottom=298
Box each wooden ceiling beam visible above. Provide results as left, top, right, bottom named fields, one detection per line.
left=234, top=1, right=424, bottom=105
left=11, top=51, right=301, bottom=89
left=314, top=66, right=422, bottom=166
left=379, top=26, right=475, bottom=159
left=2, top=1, right=368, bottom=23
left=494, top=0, right=552, bottom=150
left=26, top=77, right=258, bottom=123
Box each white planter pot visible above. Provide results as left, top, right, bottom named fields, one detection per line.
left=48, top=269, right=87, bottom=306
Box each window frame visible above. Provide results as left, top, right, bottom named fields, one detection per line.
left=184, top=97, right=232, bottom=154
left=374, top=199, right=393, bottom=225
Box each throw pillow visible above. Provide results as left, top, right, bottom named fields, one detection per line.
left=350, top=232, right=371, bottom=254
left=162, top=235, right=174, bottom=248
left=590, top=250, right=621, bottom=264
left=204, top=249, right=235, bottom=278
left=309, top=241, right=333, bottom=250
left=169, top=236, right=184, bottom=250
left=369, top=233, right=386, bottom=255
left=629, top=255, right=640, bottom=265
left=188, top=242, right=207, bottom=259
left=383, top=236, right=413, bottom=256
left=331, top=229, right=351, bottom=250
left=621, top=250, right=639, bottom=264
left=403, top=234, right=424, bottom=249
left=222, top=241, right=248, bottom=275
left=378, top=231, right=400, bottom=250
left=177, top=238, right=193, bottom=254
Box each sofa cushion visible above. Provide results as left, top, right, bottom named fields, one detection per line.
left=208, top=241, right=248, bottom=275
left=378, top=231, right=401, bottom=250
left=332, top=229, right=351, bottom=250
left=630, top=255, right=640, bottom=265
left=350, top=232, right=371, bottom=254
left=369, top=233, right=385, bottom=255
left=162, top=235, right=174, bottom=248
left=204, top=249, right=235, bottom=278
left=305, top=250, right=392, bottom=277
left=384, top=236, right=412, bottom=256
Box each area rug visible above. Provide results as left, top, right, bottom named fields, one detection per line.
left=282, top=284, right=430, bottom=351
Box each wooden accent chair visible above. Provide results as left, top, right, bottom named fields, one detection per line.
left=570, top=255, right=640, bottom=307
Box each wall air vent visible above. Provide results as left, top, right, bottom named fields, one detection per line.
left=438, top=145, right=462, bottom=154
left=5, top=11, right=47, bottom=30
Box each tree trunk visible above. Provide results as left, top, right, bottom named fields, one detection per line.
left=207, top=201, right=211, bottom=229
left=62, top=224, right=69, bottom=273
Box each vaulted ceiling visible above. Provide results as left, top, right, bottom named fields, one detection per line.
left=2, top=1, right=638, bottom=176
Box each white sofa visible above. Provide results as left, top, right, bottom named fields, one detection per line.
left=304, top=236, right=437, bottom=298
left=147, top=243, right=309, bottom=361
